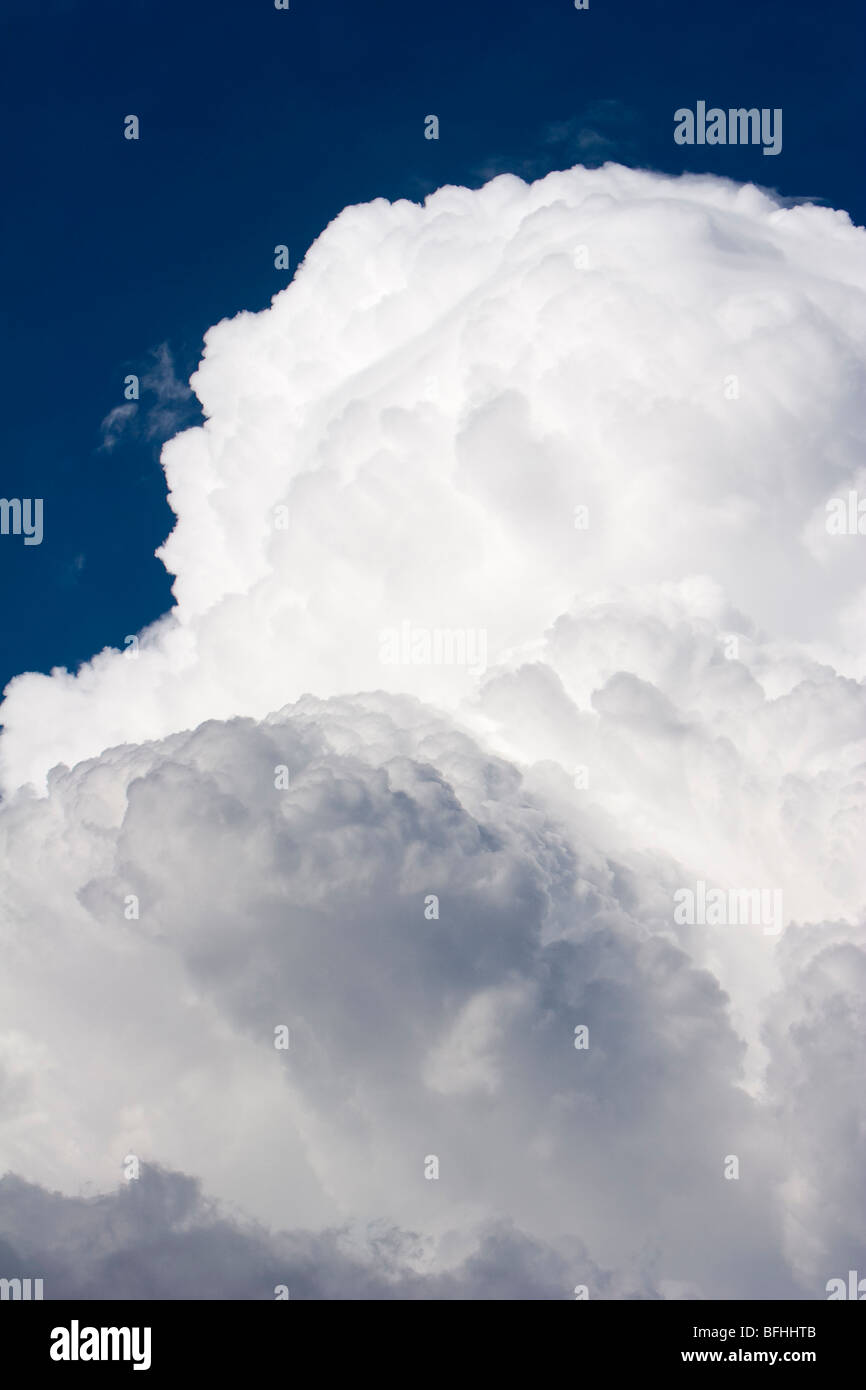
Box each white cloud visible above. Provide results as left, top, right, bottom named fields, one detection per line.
left=0, top=690, right=858, bottom=1295
left=0, top=1164, right=658, bottom=1299
left=98, top=343, right=196, bottom=451
left=4, top=163, right=865, bottom=796
left=1, top=164, right=865, bottom=1297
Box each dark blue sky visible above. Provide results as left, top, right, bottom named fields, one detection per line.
left=1, top=0, right=863, bottom=698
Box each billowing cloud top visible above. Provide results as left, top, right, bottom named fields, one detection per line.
left=1, top=164, right=865, bottom=1299
left=3, top=163, right=865, bottom=793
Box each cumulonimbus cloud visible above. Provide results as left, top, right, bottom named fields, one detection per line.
left=1, top=163, right=865, bottom=1298
left=2, top=162, right=865, bottom=795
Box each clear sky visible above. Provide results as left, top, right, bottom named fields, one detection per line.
left=1, top=0, right=863, bottom=697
